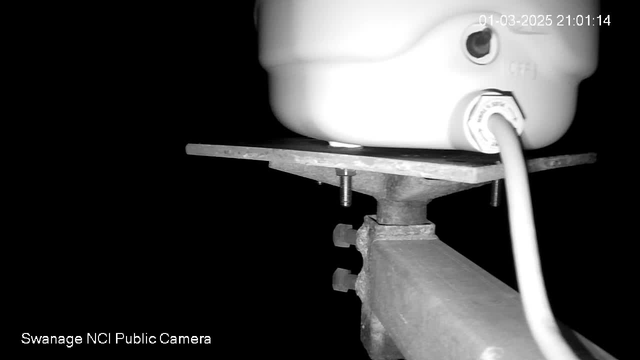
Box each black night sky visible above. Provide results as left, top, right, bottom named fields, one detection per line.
left=12, top=2, right=632, bottom=358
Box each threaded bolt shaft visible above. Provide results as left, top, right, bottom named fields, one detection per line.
left=336, top=168, right=356, bottom=208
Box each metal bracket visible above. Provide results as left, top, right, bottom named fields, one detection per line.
left=184, top=141, right=609, bottom=360
left=350, top=216, right=615, bottom=360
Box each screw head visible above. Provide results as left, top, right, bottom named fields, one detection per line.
left=335, top=168, right=357, bottom=176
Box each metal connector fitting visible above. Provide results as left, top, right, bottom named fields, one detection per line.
left=465, top=92, right=525, bottom=154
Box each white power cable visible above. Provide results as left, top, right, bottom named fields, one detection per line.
left=487, top=114, right=579, bottom=360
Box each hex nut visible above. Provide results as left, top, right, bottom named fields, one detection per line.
left=333, top=224, right=357, bottom=248
left=333, top=268, right=357, bottom=292
left=466, top=94, right=525, bottom=153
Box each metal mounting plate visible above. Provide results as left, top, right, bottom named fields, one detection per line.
left=186, top=138, right=596, bottom=184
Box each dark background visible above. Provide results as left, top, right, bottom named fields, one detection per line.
left=13, top=1, right=632, bottom=358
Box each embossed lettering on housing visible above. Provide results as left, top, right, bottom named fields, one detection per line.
left=508, top=61, right=537, bottom=80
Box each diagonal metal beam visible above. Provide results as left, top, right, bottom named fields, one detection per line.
left=356, top=216, right=617, bottom=360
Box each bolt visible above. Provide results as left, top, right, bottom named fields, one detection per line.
left=490, top=179, right=502, bottom=207
left=333, top=224, right=357, bottom=248
left=332, top=268, right=357, bottom=293
left=336, top=168, right=356, bottom=207
left=490, top=161, right=503, bottom=207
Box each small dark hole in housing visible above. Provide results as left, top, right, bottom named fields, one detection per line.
left=466, top=28, right=492, bottom=59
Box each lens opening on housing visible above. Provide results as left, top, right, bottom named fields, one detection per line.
left=462, top=24, right=498, bottom=65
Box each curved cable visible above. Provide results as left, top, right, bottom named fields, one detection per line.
left=488, top=114, right=579, bottom=360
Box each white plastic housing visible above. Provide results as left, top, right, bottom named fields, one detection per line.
left=257, top=0, right=599, bottom=151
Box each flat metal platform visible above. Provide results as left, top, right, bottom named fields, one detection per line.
left=185, top=138, right=596, bottom=184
